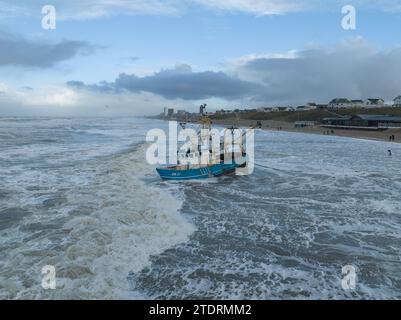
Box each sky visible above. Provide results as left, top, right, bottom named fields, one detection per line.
left=1, top=0, right=401, bottom=116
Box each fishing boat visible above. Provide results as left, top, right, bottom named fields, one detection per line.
left=156, top=105, right=249, bottom=180
left=156, top=148, right=248, bottom=180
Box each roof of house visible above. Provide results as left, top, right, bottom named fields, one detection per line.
left=329, top=98, right=350, bottom=104
left=352, top=114, right=401, bottom=122
left=394, top=96, right=401, bottom=100
left=323, top=116, right=352, bottom=121
left=366, top=99, right=384, bottom=104
left=351, top=100, right=364, bottom=103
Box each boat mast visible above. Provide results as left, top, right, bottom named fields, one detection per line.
left=198, top=104, right=214, bottom=165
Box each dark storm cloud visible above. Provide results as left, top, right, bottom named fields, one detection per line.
left=68, top=64, right=262, bottom=100
left=238, top=40, right=401, bottom=104
left=0, top=33, right=95, bottom=68
left=67, top=41, right=401, bottom=104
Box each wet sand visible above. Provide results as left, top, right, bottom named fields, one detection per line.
left=212, top=119, right=401, bottom=144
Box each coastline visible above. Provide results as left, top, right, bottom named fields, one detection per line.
left=211, top=119, right=401, bottom=144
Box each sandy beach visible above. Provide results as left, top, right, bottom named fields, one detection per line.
left=211, top=119, right=401, bottom=144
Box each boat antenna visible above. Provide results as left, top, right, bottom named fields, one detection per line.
left=234, top=111, right=241, bottom=127
left=200, top=103, right=207, bottom=116
left=198, top=104, right=211, bottom=130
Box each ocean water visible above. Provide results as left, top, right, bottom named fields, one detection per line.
left=0, top=117, right=401, bottom=299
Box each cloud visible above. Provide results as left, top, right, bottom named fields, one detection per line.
left=68, top=64, right=262, bottom=100
left=0, top=0, right=184, bottom=20
left=4, top=39, right=401, bottom=116
left=2, top=0, right=401, bottom=20
left=0, top=82, right=79, bottom=108
left=193, top=0, right=304, bottom=15
left=0, top=1, right=29, bottom=18
left=0, top=32, right=95, bottom=68
left=0, top=81, right=182, bottom=116
left=66, top=39, right=401, bottom=107
left=234, top=38, right=401, bottom=104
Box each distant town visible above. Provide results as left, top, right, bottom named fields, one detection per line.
left=160, top=96, right=401, bottom=118
left=155, top=96, right=401, bottom=131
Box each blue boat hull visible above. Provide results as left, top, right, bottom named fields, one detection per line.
left=157, top=162, right=242, bottom=180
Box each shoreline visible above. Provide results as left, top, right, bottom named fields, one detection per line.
left=210, top=119, right=401, bottom=144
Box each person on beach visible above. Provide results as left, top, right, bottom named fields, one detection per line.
left=388, top=150, right=392, bottom=156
